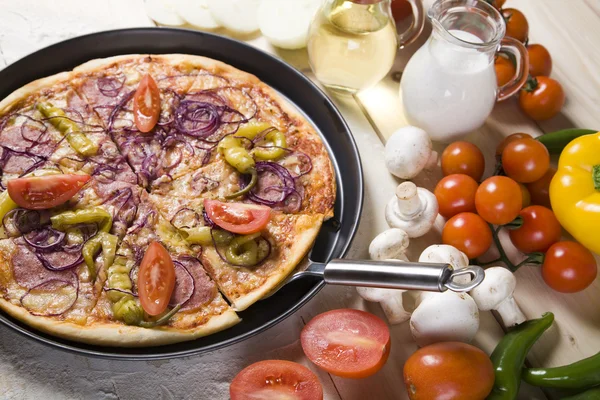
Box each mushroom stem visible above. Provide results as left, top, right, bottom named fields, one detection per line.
left=496, top=296, right=526, bottom=327
left=425, top=150, right=439, bottom=170
left=395, top=182, right=423, bottom=217
left=356, top=287, right=411, bottom=325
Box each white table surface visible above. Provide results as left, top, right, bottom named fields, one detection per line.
left=1, top=0, right=598, bottom=399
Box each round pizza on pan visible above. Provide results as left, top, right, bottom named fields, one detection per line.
left=0, top=54, right=336, bottom=347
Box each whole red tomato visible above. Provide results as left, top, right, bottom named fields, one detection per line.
left=495, top=133, right=533, bottom=159
left=442, top=212, right=492, bottom=259
left=502, top=138, right=550, bottom=183
left=403, top=342, right=495, bottom=400
left=509, top=206, right=562, bottom=253
left=528, top=44, right=553, bottom=77
left=434, top=174, right=479, bottom=219
left=495, top=56, right=516, bottom=87
left=441, top=141, right=485, bottom=181
left=519, top=77, right=565, bottom=121
left=542, top=241, right=597, bottom=293
left=503, top=8, right=529, bottom=42
left=526, top=168, right=556, bottom=209
left=475, top=176, right=522, bottom=225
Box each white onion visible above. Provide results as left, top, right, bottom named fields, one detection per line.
left=207, top=0, right=261, bottom=35
left=144, top=0, right=186, bottom=26
left=173, top=0, right=220, bottom=30
left=257, top=0, right=322, bottom=50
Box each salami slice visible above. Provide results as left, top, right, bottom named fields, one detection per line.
left=11, top=238, right=76, bottom=289
left=175, top=257, right=216, bottom=311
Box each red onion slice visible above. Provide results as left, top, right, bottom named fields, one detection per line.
left=170, top=208, right=201, bottom=230
left=20, top=276, right=78, bottom=316
left=169, top=261, right=195, bottom=308
left=23, top=227, right=66, bottom=252
left=38, top=250, right=84, bottom=271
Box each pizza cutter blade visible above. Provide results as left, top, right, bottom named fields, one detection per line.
left=262, top=259, right=485, bottom=299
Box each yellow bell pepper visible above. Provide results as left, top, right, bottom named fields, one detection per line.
left=550, top=131, right=600, bottom=255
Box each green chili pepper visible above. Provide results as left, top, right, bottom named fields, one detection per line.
left=235, top=121, right=272, bottom=140
left=51, top=207, right=112, bottom=233
left=112, top=296, right=181, bottom=328
left=561, top=387, right=600, bottom=400
left=218, top=135, right=258, bottom=198
left=488, top=312, right=555, bottom=400
left=536, top=129, right=597, bottom=154
left=106, top=258, right=133, bottom=303
left=36, top=102, right=98, bottom=156
left=225, top=233, right=261, bottom=266
left=0, top=191, right=18, bottom=228
left=253, top=129, right=287, bottom=161
left=522, top=352, right=600, bottom=390
left=82, top=232, right=118, bottom=281
left=180, top=227, right=233, bottom=246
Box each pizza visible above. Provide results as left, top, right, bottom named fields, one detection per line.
left=0, top=54, right=336, bottom=346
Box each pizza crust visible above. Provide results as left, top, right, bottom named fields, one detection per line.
left=0, top=298, right=240, bottom=347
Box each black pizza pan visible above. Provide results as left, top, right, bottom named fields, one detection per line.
left=0, top=28, right=364, bottom=359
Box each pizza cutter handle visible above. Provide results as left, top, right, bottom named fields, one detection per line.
left=313, top=260, right=485, bottom=292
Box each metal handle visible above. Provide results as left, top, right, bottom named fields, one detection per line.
left=319, top=259, right=485, bottom=292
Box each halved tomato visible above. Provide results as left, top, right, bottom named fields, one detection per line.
left=301, top=309, right=391, bottom=379
left=133, top=74, right=161, bottom=133
left=7, top=174, right=90, bottom=210
left=204, top=199, right=271, bottom=234
left=138, top=241, right=176, bottom=316
left=230, top=360, right=323, bottom=400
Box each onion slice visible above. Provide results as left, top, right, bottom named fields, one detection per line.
left=207, top=0, right=260, bottom=35
left=258, top=0, right=322, bottom=50
left=144, top=0, right=185, bottom=26
left=20, top=277, right=78, bottom=316
left=173, top=0, right=220, bottom=29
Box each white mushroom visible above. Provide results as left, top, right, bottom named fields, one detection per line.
left=386, top=182, right=439, bottom=238
left=410, top=291, right=479, bottom=347
left=470, top=267, right=526, bottom=328
left=357, top=229, right=411, bottom=324
left=369, top=228, right=410, bottom=261
left=419, top=244, right=470, bottom=284
left=357, top=287, right=411, bottom=324
left=385, top=126, right=438, bottom=179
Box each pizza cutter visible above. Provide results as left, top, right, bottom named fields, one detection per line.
left=264, top=259, right=485, bottom=298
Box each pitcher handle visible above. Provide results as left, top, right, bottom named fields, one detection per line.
left=497, top=36, right=530, bottom=101
left=397, top=0, right=425, bottom=49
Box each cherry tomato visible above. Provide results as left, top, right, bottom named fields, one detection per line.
left=475, top=176, right=522, bottom=225
left=403, top=342, right=495, bottom=400
left=301, top=309, right=390, bottom=379
left=503, top=8, right=529, bottom=42
left=495, top=56, right=516, bottom=87
left=542, top=241, right=597, bottom=293
left=526, top=168, right=556, bottom=209
left=519, top=76, right=565, bottom=121
left=230, top=360, right=323, bottom=400
left=441, top=141, right=485, bottom=181
left=133, top=74, right=161, bottom=133
left=502, top=138, right=550, bottom=183
left=7, top=174, right=90, bottom=210
left=442, top=212, right=492, bottom=259
left=391, top=0, right=412, bottom=22
left=204, top=199, right=271, bottom=234
left=138, top=241, right=176, bottom=316
left=528, top=44, right=553, bottom=77
left=509, top=206, right=562, bottom=253
left=495, top=133, right=533, bottom=159
left=519, top=183, right=531, bottom=208
left=434, top=174, right=479, bottom=219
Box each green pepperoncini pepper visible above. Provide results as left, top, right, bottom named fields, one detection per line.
left=82, top=232, right=118, bottom=281
left=36, top=102, right=98, bottom=156
left=51, top=207, right=113, bottom=233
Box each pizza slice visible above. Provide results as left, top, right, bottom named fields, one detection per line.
left=89, top=192, right=239, bottom=346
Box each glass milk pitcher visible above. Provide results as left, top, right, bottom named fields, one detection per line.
left=400, top=0, right=529, bottom=142
left=308, top=0, right=425, bottom=94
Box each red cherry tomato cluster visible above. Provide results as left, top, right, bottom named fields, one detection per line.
left=437, top=139, right=597, bottom=293
left=491, top=3, right=565, bottom=121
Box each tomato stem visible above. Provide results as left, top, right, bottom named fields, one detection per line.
left=504, top=216, right=523, bottom=230
left=523, top=76, right=538, bottom=93
left=489, top=224, right=518, bottom=271
left=593, top=165, right=600, bottom=191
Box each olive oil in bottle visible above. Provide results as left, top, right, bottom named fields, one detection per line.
left=307, top=0, right=398, bottom=94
